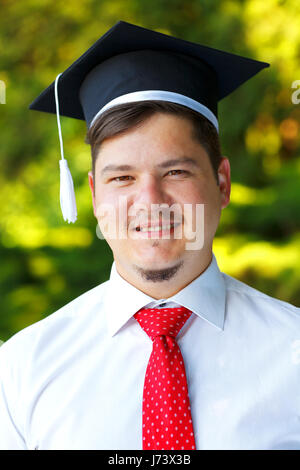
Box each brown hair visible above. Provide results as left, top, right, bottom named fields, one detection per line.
left=85, top=101, right=222, bottom=192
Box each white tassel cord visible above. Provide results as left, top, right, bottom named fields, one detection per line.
left=55, top=73, right=77, bottom=223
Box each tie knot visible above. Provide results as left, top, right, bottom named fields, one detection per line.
left=134, top=306, right=192, bottom=341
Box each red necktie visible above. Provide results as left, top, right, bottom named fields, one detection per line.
left=134, top=306, right=196, bottom=450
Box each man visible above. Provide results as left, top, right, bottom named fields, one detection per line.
left=0, top=21, right=299, bottom=450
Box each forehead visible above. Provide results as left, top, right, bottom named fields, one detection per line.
left=95, top=113, right=209, bottom=171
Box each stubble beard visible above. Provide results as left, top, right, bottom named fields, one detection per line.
left=133, top=259, right=184, bottom=283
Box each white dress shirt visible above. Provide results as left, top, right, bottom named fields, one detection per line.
left=0, top=252, right=299, bottom=450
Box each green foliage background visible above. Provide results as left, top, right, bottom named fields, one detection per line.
left=0, top=0, right=299, bottom=341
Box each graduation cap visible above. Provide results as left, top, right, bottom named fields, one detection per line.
left=29, top=20, right=270, bottom=223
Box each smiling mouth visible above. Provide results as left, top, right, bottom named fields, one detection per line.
left=135, top=223, right=179, bottom=232
left=132, top=222, right=182, bottom=238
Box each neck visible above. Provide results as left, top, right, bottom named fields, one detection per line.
left=114, top=251, right=213, bottom=300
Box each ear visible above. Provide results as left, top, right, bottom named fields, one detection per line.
left=88, top=170, right=97, bottom=217
left=217, top=157, right=231, bottom=210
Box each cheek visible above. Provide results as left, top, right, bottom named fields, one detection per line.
left=182, top=183, right=221, bottom=229
left=95, top=185, right=114, bottom=203
left=94, top=188, right=119, bottom=217
left=189, top=178, right=220, bottom=205
left=177, top=184, right=207, bottom=210
left=93, top=191, right=116, bottom=236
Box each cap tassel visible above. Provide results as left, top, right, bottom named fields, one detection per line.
left=55, top=73, right=77, bottom=223
left=59, top=158, right=77, bottom=223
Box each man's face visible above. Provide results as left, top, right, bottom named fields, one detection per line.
left=88, top=112, right=230, bottom=280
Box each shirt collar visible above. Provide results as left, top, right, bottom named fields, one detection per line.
left=103, top=252, right=226, bottom=337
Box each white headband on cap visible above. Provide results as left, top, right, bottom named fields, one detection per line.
left=89, top=90, right=219, bottom=132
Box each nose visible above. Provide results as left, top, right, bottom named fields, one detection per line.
left=134, top=174, right=168, bottom=207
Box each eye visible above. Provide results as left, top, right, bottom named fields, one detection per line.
left=167, top=169, right=189, bottom=176
left=111, top=175, right=134, bottom=182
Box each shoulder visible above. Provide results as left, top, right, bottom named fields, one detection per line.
left=221, top=271, right=300, bottom=322
left=0, top=279, right=110, bottom=364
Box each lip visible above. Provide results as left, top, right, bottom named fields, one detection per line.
left=133, top=222, right=181, bottom=236
left=133, top=221, right=182, bottom=230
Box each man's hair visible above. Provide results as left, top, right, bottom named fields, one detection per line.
left=85, top=101, right=222, bottom=192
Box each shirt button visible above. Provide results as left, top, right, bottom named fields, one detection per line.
left=159, top=302, right=166, bottom=307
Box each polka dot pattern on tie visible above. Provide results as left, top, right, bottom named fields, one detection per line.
left=134, top=306, right=196, bottom=450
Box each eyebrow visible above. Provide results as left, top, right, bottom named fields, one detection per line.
left=100, top=157, right=200, bottom=176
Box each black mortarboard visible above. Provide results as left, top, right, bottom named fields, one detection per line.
left=28, top=20, right=270, bottom=223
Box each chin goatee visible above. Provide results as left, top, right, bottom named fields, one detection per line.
left=134, top=261, right=183, bottom=282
